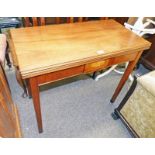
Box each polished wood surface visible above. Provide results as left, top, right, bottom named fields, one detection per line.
left=23, top=17, right=31, bottom=27
left=23, top=17, right=46, bottom=27
left=10, top=19, right=151, bottom=133
left=36, top=65, right=84, bottom=85
left=10, top=19, right=150, bottom=79
left=23, top=17, right=85, bottom=27
left=0, top=64, right=22, bottom=137
left=67, top=17, right=84, bottom=23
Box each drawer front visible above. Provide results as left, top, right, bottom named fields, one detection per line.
left=84, top=52, right=138, bottom=73
left=84, top=59, right=109, bottom=73
left=37, top=65, right=85, bottom=85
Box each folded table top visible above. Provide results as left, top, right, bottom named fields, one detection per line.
left=10, top=19, right=151, bottom=79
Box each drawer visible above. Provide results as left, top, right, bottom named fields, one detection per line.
left=84, top=52, right=138, bottom=73
left=84, top=59, right=109, bottom=73
left=37, top=65, right=85, bottom=85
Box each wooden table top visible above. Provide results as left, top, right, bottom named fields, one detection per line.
left=10, top=19, right=151, bottom=79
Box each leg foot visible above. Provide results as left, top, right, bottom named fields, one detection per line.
left=92, top=71, right=98, bottom=79
left=111, top=110, right=119, bottom=120
left=5, top=52, right=12, bottom=68
left=110, top=99, right=114, bottom=104
left=29, top=96, right=32, bottom=99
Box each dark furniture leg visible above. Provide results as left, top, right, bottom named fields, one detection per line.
left=5, top=41, right=12, bottom=68
left=92, top=71, right=98, bottom=79
left=111, top=76, right=139, bottom=137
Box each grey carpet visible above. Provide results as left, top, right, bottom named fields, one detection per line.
left=6, top=67, right=134, bottom=138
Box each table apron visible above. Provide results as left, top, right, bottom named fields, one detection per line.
left=84, top=52, right=138, bottom=73
left=35, top=65, right=85, bottom=86
left=28, top=52, right=139, bottom=86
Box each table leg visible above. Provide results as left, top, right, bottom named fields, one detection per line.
left=5, top=41, right=12, bottom=68
left=92, top=71, right=98, bottom=79
left=110, top=51, right=143, bottom=103
left=29, top=77, right=43, bottom=133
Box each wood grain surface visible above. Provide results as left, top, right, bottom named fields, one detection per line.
left=10, top=19, right=151, bottom=79
left=0, top=64, right=22, bottom=137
